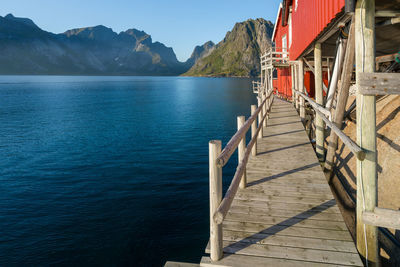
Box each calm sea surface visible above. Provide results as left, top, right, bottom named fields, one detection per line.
left=0, top=76, right=256, bottom=266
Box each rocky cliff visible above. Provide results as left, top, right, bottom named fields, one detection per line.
left=184, top=18, right=274, bottom=77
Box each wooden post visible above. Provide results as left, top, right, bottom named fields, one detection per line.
left=238, top=116, right=246, bottom=189
left=251, top=105, right=257, bottom=156
left=257, top=97, right=263, bottom=138
left=325, top=19, right=355, bottom=173
left=315, top=42, right=325, bottom=162
left=209, top=140, right=222, bottom=261
left=355, top=0, right=379, bottom=265
left=294, top=64, right=299, bottom=110
left=261, top=69, right=264, bottom=87
left=262, top=92, right=267, bottom=127
left=299, top=60, right=305, bottom=120
left=291, top=65, right=295, bottom=103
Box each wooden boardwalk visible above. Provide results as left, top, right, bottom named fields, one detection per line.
left=200, top=98, right=363, bottom=266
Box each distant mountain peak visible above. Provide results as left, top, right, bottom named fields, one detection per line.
left=3, top=13, right=39, bottom=29
left=185, top=41, right=216, bottom=66
left=63, top=25, right=118, bottom=42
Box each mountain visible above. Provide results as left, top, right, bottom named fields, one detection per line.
left=0, top=14, right=188, bottom=75
left=184, top=18, right=274, bottom=77
left=184, top=41, right=215, bottom=66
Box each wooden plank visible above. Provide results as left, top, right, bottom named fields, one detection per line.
left=224, top=213, right=348, bottom=231
left=358, top=72, right=400, bottom=95
left=207, top=230, right=356, bottom=252
left=227, top=206, right=346, bottom=222
left=164, top=262, right=199, bottom=267
left=231, top=199, right=342, bottom=213
left=362, top=207, right=400, bottom=230
left=221, top=221, right=352, bottom=241
left=214, top=241, right=362, bottom=266
left=200, top=254, right=343, bottom=267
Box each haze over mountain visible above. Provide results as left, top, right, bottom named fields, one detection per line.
left=184, top=18, right=274, bottom=77
left=0, top=14, right=272, bottom=77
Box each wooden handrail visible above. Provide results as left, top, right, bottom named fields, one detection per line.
left=213, top=95, right=273, bottom=224
left=293, top=88, right=366, bottom=161
left=362, top=207, right=400, bottom=230
left=216, top=89, right=273, bottom=167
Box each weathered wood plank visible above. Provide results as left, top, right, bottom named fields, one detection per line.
left=362, top=207, right=400, bottom=230
left=214, top=241, right=362, bottom=266
left=164, top=261, right=199, bottom=267
left=218, top=230, right=356, bottom=252
left=358, top=72, right=400, bottom=95
left=222, top=221, right=353, bottom=241
left=200, top=254, right=343, bottom=267
left=224, top=213, right=348, bottom=230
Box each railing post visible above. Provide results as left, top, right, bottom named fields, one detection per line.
left=257, top=97, right=263, bottom=138
left=237, top=116, right=246, bottom=189
left=299, top=60, right=305, bottom=120
left=291, top=64, right=295, bottom=103
left=262, top=93, right=267, bottom=127
left=294, top=63, right=299, bottom=110
left=355, top=0, right=379, bottom=265
left=251, top=105, right=257, bottom=156
left=209, top=140, right=222, bottom=261
left=314, top=42, right=325, bottom=162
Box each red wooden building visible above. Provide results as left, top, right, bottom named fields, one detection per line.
left=270, top=0, right=348, bottom=99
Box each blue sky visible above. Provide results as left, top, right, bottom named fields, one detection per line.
left=1, top=0, right=281, bottom=61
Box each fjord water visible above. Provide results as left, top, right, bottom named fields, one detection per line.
left=0, top=76, right=256, bottom=266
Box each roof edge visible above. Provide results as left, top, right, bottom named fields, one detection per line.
left=271, top=3, right=283, bottom=42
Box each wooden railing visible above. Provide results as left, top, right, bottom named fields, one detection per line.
left=261, top=47, right=290, bottom=69
left=252, top=81, right=261, bottom=94
left=208, top=88, right=274, bottom=261
left=293, top=88, right=366, bottom=161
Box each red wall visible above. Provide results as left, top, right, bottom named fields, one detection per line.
left=290, top=0, right=345, bottom=60
left=273, top=13, right=293, bottom=99
left=271, top=0, right=345, bottom=99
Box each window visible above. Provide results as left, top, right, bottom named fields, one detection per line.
left=282, top=34, right=287, bottom=58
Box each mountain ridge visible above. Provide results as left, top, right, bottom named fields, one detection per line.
left=0, top=14, right=273, bottom=76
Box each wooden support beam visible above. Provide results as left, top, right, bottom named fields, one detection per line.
left=299, top=60, right=305, bottom=120
left=237, top=116, right=246, bottom=189
left=355, top=0, right=379, bottom=265
left=303, top=58, right=329, bottom=93
left=363, top=207, right=400, bottom=230
left=358, top=72, right=400, bottom=95
left=294, top=63, right=299, bottom=110
left=314, top=43, right=325, bottom=162
left=291, top=65, right=295, bottom=103
left=257, top=97, right=263, bottom=139
left=325, top=18, right=355, bottom=173
left=209, top=140, right=222, bottom=261
left=375, top=10, right=400, bottom=17
left=251, top=105, right=257, bottom=156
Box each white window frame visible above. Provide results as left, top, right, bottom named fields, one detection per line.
left=282, top=34, right=287, bottom=58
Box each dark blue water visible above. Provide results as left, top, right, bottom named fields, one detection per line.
left=0, top=76, right=256, bottom=266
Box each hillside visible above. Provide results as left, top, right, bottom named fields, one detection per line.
left=184, top=18, right=274, bottom=77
